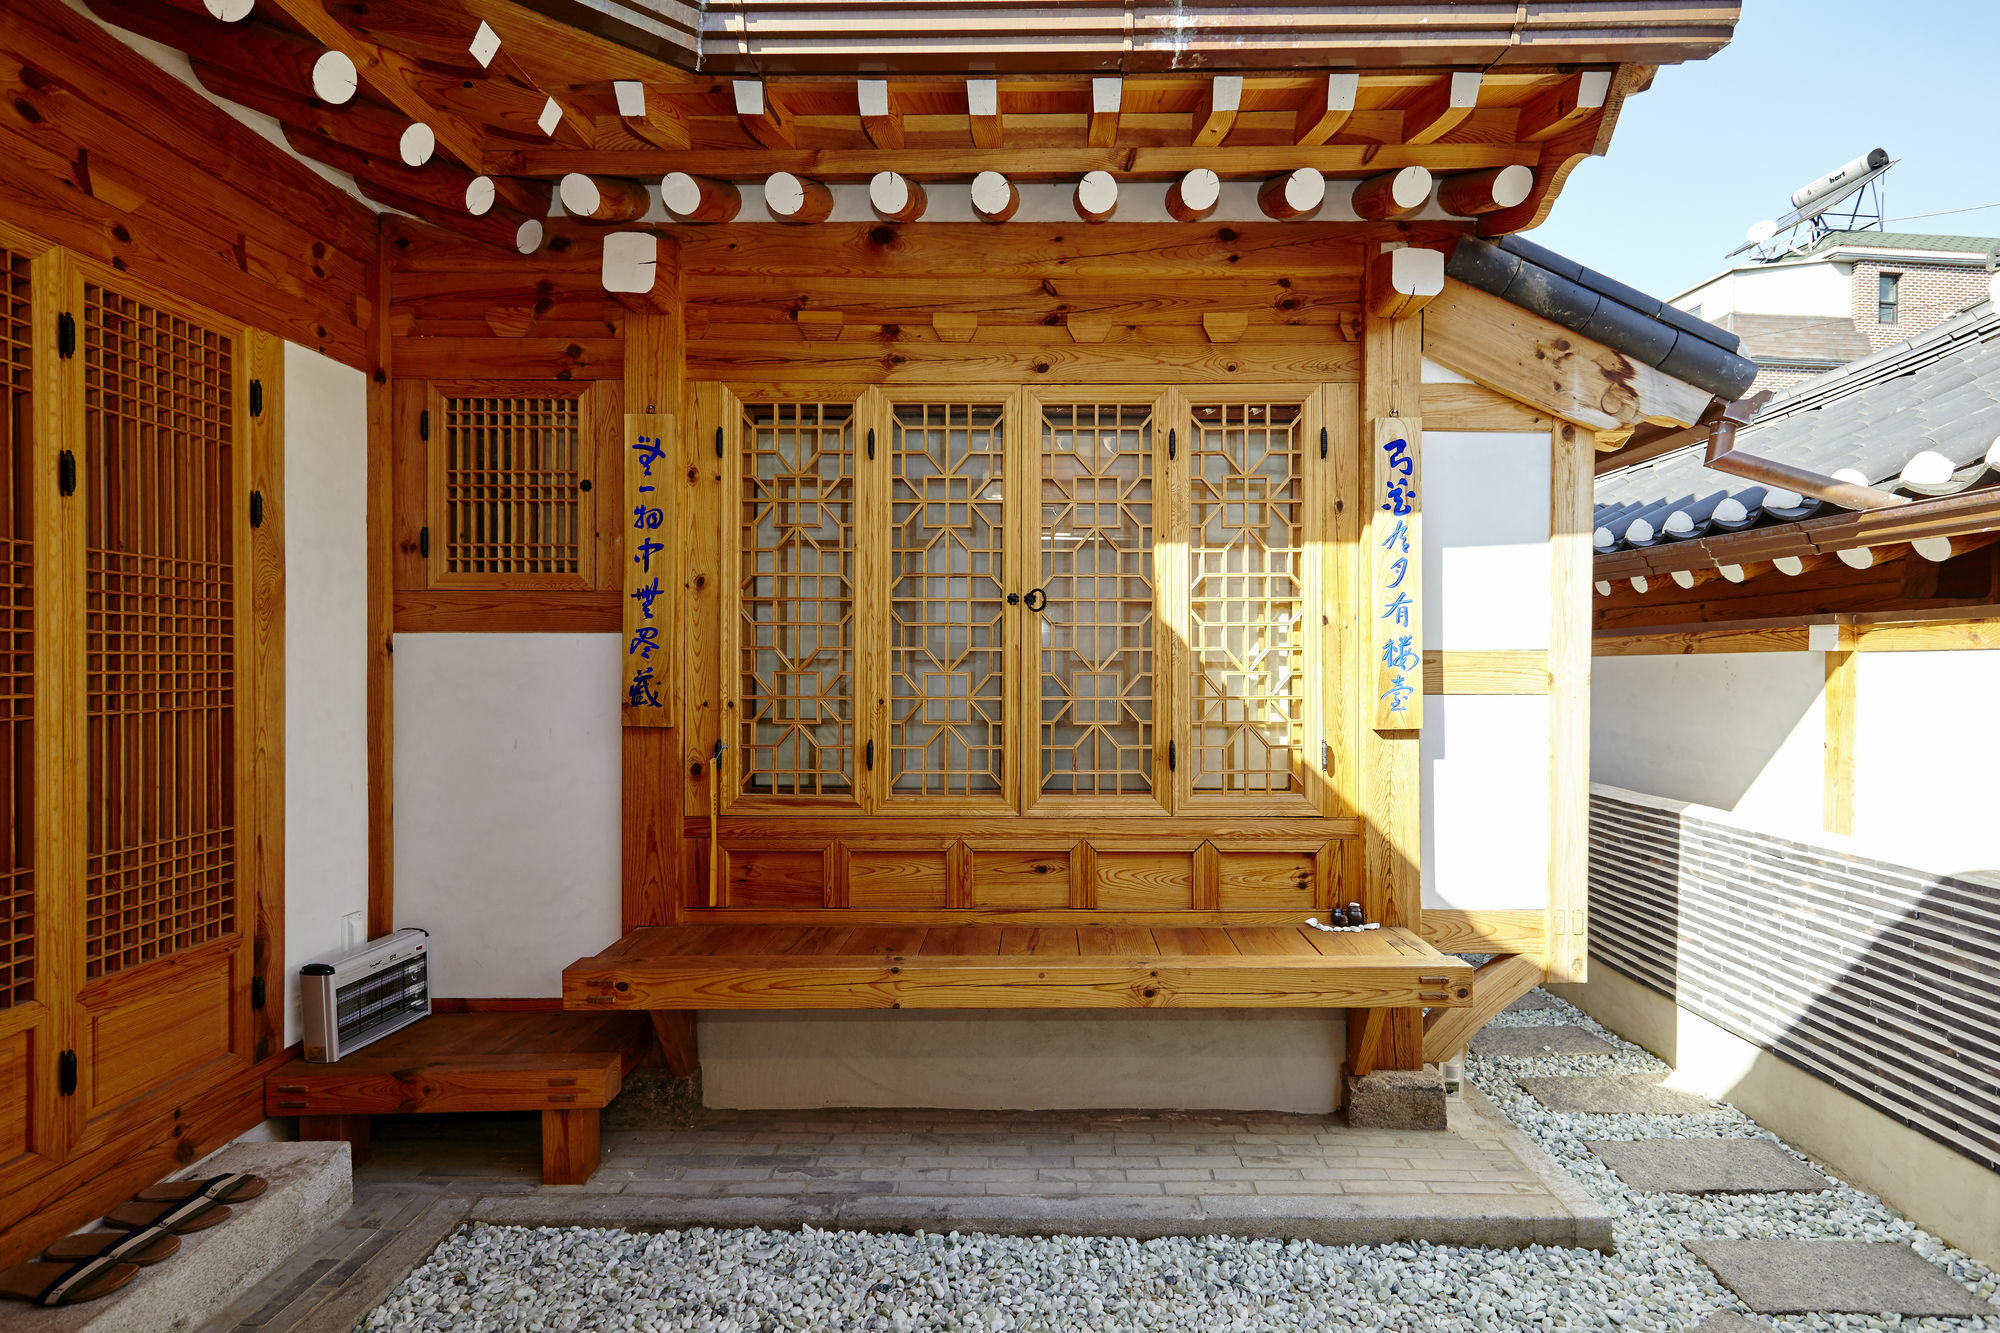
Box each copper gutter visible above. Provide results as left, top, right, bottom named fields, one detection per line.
left=1704, top=410, right=1908, bottom=511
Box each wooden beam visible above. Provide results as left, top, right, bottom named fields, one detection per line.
left=1420, top=909, right=1548, bottom=956
left=1165, top=168, right=1221, bottom=222
left=1422, top=953, right=1544, bottom=1064
left=1548, top=422, right=1591, bottom=986
left=1421, top=649, right=1548, bottom=695
left=1350, top=166, right=1433, bottom=221
left=662, top=172, right=740, bottom=224
left=967, top=77, right=1001, bottom=148
left=1518, top=70, right=1612, bottom=143
left=734, top=79, right=794, bottom=148
left=366, top=230, right=394, bottom=936
left=766, top=172, right=834, bottom=225
left=970, top=170, right=1019, bottom=222
left=1258, top=168, right=1325, bottom=220
left=1366, top=246, right=1443, bottom=320
left=1074, top=169, right=1118, bottom=222
left=932, top=312, right=977, bottom=343
left=1823, top=647, right=1856, bottom=836
left=1200, top=312, right=1247, bottom=343
left=869, top=170, right=926, bottom=222
left=263, top=0, right=488, bottom=169
left=1437, top=165, right=1534, bottom=216
left=560, top=172, right=652, bottom=224
left=1347, top=1006, right=1388, bottom=1078
left=465, top=18, right=587, bottom=148
left=794, top=309, right=844, bottom=340
left=1422, top=281, right=1710, bottom=434
left=1192, top=75, right=1242, bottom=147
left=857, top=79, right=904, bottom=149
left=1402, top=71, right=1482, bottom=145
left=612, top=80, right=690, bottom=150
left=1294, top=72, right=1358, bottom=146
left=1089, top=76, right=1121, bottom=147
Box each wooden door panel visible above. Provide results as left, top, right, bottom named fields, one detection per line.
left=848, top=849, right=948, bottom=909
left=0, top=1008, right=61, bottom=1190
left=1096, top=850, right=1194, bottom=910
left=1217, top=849, right=1318, bottom=911
left=971, top=848, right=1072, bottom=908
left=81, top=953, right=236, bottom=1120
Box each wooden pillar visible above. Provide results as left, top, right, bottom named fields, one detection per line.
left=1823, top=647, right=1856, bottom=836
left=1355, top=284, right=1424, bottom=1071
left=365, top=228, right=395, bottom=938
left=1547, top=422, right=1592, bottom=984
left=621, top=237, right=686, bottom=930
left=245, top=328, right=286, bottom=1063
left=540, top=1108, right=601, bottom=1185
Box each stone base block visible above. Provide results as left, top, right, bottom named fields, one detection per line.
left=1345, top=1064, right=1447, bottom=1130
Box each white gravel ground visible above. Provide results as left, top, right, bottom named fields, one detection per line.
left=365, top=993, right=1999, bottom=1333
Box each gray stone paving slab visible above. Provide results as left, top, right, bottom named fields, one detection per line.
left=1517, top=1073, right=1720, bottom=1115
left=1504, top=990, right=1560, bottom=1012
left=1587, top=1139, right=1828, bottom=1194
left=1691, top=1316, right=1769, bottom=1333
left=1685, top=1240, right=1990, bottom=1317
left=1470, top=1024, right=1618, bottom=1057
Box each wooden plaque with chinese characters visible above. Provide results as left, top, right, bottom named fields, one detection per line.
left=623, top=413, right=676, bottom=726
left=1369, top=415, right=1422, bottom=731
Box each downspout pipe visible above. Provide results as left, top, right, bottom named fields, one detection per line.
left=1704, top=411, right=1908, bottom=511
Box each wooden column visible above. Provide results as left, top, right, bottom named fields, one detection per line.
left=1823, top=646, right=1856, bottom=836
left=1355, top=293, right=1424, bottom=1071
left=621, top=237, right=685, bottom=932
left=366, top=229, right=395, bottom=938
left=246, top=328, right=286, bottom=1063
left=1547, top=422, right=1592, bottom=984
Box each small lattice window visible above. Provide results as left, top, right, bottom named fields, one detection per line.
left=82, top=280, right=237, bottom=979
left=432, top=386, right=597, bottom=586
left=739, top=401, right=855, bottom=797
left=1, top=244, right=33, bottom=1007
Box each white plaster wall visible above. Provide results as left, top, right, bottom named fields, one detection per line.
left=1421, top=695, right=1551, bottom=911
left=1675, top=262, right=1852, bottom=320
left=282, top=344, right=370, bottom=1046
left=1853, top=652, right=2000, bottom=877
left=1589, top=653, right=1825, bottom=836
left=702, top=1012, right=1345, bottom=1112
left=1416, top=430, right=1553, bottom=911
left=1423, top=431, right=1550, bottom=649
left=391, top=634, right=623, bottom=998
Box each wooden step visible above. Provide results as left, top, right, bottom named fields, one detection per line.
left=564, top=925, right=1474, bottom=1011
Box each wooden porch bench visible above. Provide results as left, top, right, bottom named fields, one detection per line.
left=563, top=925, right=1473, bottom=1075
left=266, top=1011, right=655, bottom=1185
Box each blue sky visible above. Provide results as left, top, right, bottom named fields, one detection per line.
left=1528, top=0, right=2000, bottom=300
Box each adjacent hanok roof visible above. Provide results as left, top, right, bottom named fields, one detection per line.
left=1715, top=313, right=1871, bottom=370
left=1593, top=299, right=2000, bottom=552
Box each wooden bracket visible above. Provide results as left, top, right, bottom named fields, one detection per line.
left=932, top=312, right=978, bottom=343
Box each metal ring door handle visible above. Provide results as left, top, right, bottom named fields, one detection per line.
left=1022, top=588, right=1047, bottom=612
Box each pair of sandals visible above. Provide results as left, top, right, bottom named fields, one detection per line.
left=0, top=1172, right=267, bottom=1307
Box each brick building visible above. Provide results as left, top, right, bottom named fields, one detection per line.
left=1672, top=231, right=1999, bottom=392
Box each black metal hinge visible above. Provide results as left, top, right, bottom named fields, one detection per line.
left=250, top=975, right=267, bottom=1011
left=57, top=312, right=75, bottom=359
left=419, top=525, right=430, bottom=559
left=250, top=490, right=265, bottom=529
left=419, top=408, right=430, bottom=442
left=249, top=379, right=264, bottom=418
left=58, top=450, right=76, bottom=497
left=58, top=1049, right=77, bottom=1096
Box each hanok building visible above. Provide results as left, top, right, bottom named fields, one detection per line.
left=0, top=0, right=1752, bottom=1280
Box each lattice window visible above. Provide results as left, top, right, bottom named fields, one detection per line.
left=1, top=245, right=32, bottom=1007
left=82, top=281, right=237, bottom=979
left=740, top=402, right=855, bottom=796
left=889, top=403, right=1006, bottom=796
left=1038, top=402, right=1155, bottom=796
left=437, top=391, right=587, bottom=582
left=1188, top=401, right=1306, bottom=794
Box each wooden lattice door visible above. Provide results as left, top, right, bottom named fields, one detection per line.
left=67, top=271, right=255, bottom=1149
left=1025, top=394, right=1173, bottom=816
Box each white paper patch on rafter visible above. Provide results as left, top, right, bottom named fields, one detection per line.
left=203, top=0, right=253, bottom=20
left=515, top=218, right=544, bottom=256
left=602, top=231, right=658, bottom=295
left=399, top=123, right=436, bottom=167
left=469, top=20, right=501, bottom=68
left=614, top=81, right=647, bottom=117
left=312, top=50, right=358, bottom=105
left=539, top=97, right=564, bottom=137
left=465, top=176, right=497, bottom=217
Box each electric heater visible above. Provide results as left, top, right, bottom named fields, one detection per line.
left=299, top=928, right=431, bottom=1063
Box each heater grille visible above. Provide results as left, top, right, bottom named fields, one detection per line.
left=300, top=928, right=430, bottom=1062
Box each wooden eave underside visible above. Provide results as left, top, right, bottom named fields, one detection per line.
left=559, top=0, right=1738, bottom=73
left=82, top=0, right=1679, bottom=251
